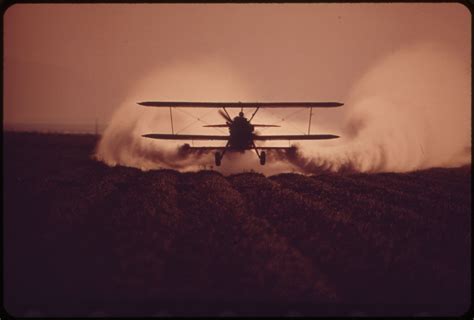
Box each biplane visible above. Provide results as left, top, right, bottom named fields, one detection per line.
left=138, top=101, right=343, bottom=166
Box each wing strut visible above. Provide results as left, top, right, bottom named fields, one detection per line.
left=169, top=107, right=174, bottom=134
left=249, top=106, right=260, bottom=122
left=308, top=107, right=313, bottom=135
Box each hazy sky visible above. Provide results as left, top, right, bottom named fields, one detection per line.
left=4, top=3, right=470, bottom=128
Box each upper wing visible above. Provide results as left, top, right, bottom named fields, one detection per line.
left=138, top=101, right=343, bottom=108
left=181, top=146, right=227, bottom=151
left=202, top=124, right=281, bottom=128
left=142, top=133, right=229, bottom=140
left=254, top=134, right=339, bottom=140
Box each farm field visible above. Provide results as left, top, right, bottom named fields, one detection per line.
left=3, top=132, right=471, bottom=317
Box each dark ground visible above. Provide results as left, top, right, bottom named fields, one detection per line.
left=3, top=132, right=471, bottom=317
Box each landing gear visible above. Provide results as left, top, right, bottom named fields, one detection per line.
left=215, top=152, right=222, bottom=166
left=251, top=142, right=266, bottom=166
left=214, top=141, right=230, bottom=167
left=259, top=151, right=266, bottom=165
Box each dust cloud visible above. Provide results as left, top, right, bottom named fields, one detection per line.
left=94, top=57, right=297, bottom=175
left=282, top=42, right=471, bottom=173
left=95, top=43, right=470, bottom=174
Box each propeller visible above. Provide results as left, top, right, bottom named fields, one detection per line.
left=218, top=109, right=233, bottom=124
left=252, top=124, right=281, bottom=127
left=203, top=124, right=229, bottom=128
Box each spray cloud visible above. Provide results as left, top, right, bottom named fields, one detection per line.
left=94, top=57, right=299, bottom=175
left=284, top=42, right=471, bottom=173
left=96, top=43, right=470, bottom=174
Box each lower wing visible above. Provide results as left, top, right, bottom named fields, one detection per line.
left=181, top=146, right=227, bottom=151
left=142, top=134, right=229, bottom=140
left=254, top=134, right=339, bottom=140
left=183, top=146, right=296, bottom=151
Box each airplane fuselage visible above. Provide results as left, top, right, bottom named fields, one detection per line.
left=227, top=113, right=254, bottom=151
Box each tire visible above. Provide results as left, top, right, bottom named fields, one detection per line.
left=260, top=151, right=266, bottom=165
left=215, top=152, right=222, bottom=166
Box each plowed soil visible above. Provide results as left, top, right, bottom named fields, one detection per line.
left=3, top=132, right=471, bottom=316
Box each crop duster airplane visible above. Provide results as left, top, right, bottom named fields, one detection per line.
left=138, top=101, right=343, bottom=166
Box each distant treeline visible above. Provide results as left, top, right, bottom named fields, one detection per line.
left=4, top=122, right=108, bottom=135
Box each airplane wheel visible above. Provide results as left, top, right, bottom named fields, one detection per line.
left=215, top=152, right=222, bottom=166
left=260, top=151, right=266, bottom=165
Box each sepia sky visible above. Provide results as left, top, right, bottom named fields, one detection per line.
left=3, top=3, right=470, bottom=130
